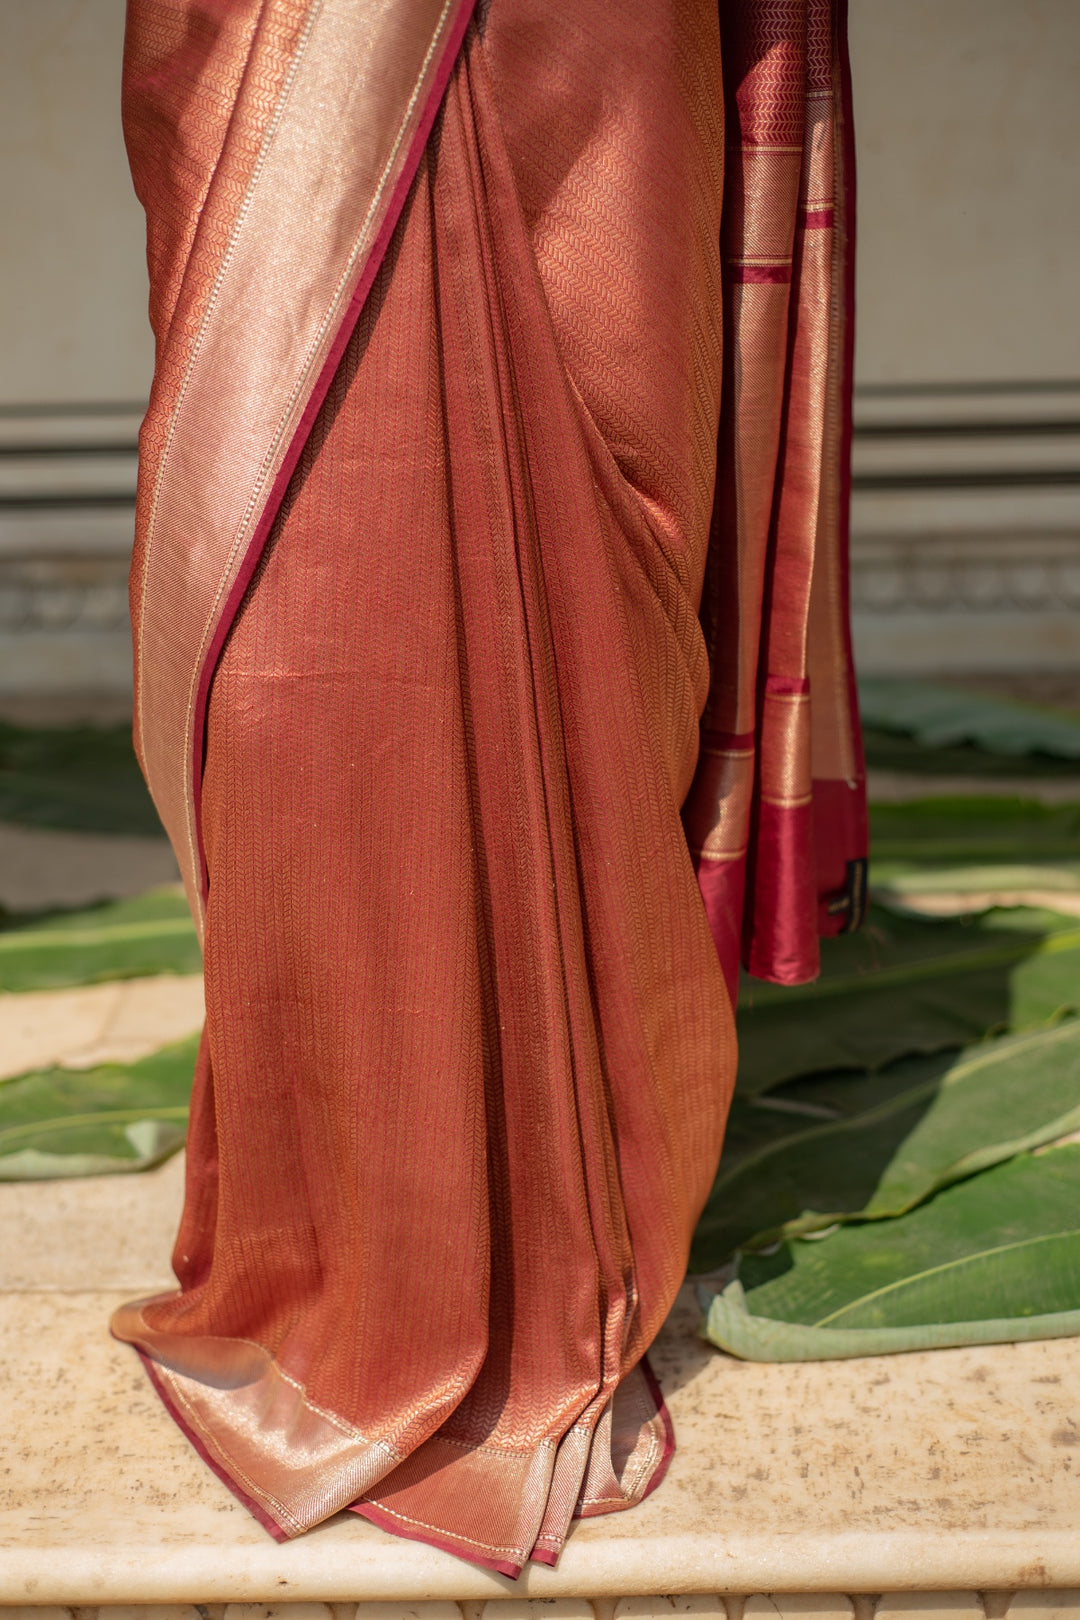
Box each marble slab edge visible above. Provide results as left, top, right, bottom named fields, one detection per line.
left=1, top=1531, right=1078, bottom=1606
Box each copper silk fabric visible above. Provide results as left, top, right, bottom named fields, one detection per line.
left=112, top=0, right=864, bottom=1575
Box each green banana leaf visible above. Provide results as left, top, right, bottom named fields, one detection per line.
left=859, top=677, right=1080, bottom=759
left=868, top=796, right=1080, bottom=876
left=879, top=862, right=1080, bottom=901
left=692, top=1020, right=1080, bottom=1269
left=0, top=1031, right=199, bottom=1179
left=0, top=887, right=200, bottom=992
left=701, top=1144, right=1080, bottom=1360
left=876, top=862, right=1080, bottom=919
left=0, top=718, right=163, bottom=837
left=737, top=903, right=1080, bottom=1094
left=862, top=726, right=1080, bottom=781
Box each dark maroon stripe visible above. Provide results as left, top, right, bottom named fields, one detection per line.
left=351, top=1499, right=524, bottom=1579
left=729, top=262, right=792, bottom=285
left=701, top=726, right=756, bottom=751
left=637, top=1352, right=677, bottom=1502
left=764, top=672, right=810, bottom=696
left=570, top=1352, right=677, bottom=1524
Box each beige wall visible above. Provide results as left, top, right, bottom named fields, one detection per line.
left=850, top=0, right=1080, bottom=385
left=0, top=0, right=1077, bottom=693
left=0, top=0, right=150, bottom=408
left=2, top=0, right=1079, bottom=405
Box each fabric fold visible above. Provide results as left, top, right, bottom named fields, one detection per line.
left=682, top=0, right=866, bottom=988
left=113, top=0, right=863, bottom=1571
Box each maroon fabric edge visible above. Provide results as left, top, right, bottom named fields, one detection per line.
left=833, top=0, right=867, bottom=833
left=573, top=1350, right=677, bottom=1524
left=836, top=0, right=859, bottom=707
left=190, top=0, right=478, bottom=897
left=349, top=1500, right=524, bottom=1580
left=812, top=776, right=863, bottom=934
left=129, top=1344, right=291, bottom=1542
left=694, top=857, right=744, bottom=1005
left=637, top=1351, right=677, bottom=1501
left=809, top=0, right=868, bottom=931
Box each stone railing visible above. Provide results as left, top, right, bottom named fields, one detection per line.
left=0, top=403, right=138, bottom=701
left=850, top=382, right=1080, bottom=674
left=2, top=383, right=1080, bottom=696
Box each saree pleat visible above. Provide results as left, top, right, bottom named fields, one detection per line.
left=114, top=0, right=735, bottom=1573
left=112, top=0, right=864, bottom=1573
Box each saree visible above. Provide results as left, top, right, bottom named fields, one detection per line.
left=111, top=0, right=865, bottom=1576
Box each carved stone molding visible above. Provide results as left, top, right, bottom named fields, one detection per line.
left=849, top=383, right=1080, bottom=672
left=3, top=389, right=1080, bottom=688
left=0, top=1596, right=1075, bottom=1619
left=851, top=532, right=1080, bottom=614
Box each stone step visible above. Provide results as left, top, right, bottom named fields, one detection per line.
left=0, top=1602, right=1077, bottom=1620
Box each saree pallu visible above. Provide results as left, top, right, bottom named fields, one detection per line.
left=111, top=0, right=864, bottom=1575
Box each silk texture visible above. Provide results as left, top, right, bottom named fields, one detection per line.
left=113, top=0, right=862, bottom=1575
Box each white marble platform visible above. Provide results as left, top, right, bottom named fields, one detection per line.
left=3, top=1145, right=1080, bottom=1606
left=0, top=974, right=203, bottom=1083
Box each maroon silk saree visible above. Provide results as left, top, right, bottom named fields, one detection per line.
left=111, top=0, right=865, bottom=1575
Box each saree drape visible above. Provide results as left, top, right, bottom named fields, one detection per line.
left=111, top=0, right=864, bottom=1575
